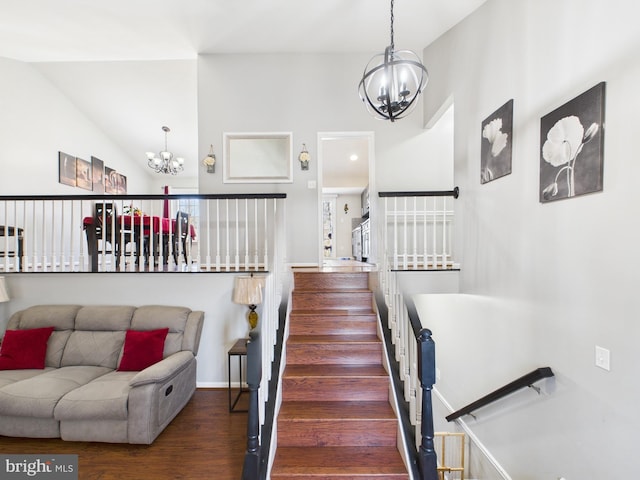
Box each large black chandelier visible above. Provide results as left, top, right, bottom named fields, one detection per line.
left=358, top=0, right=429, bottom=122
left=146, top=126, right=184, bottom=175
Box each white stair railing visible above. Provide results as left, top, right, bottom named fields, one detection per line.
left=0, top=194, right=286, bottom=273
left=379, top=188, right=459, bottom=271
left=376, top=188, right=460, bottom=478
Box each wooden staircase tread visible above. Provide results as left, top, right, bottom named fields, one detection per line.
left=273, top=446, right=407, bottom=474
left=290, top=309, right=376, bottom=316
left=276, top=270, right=406, bottom=478
left=291, top=267, right=376, bottom=272
left=287, top=334, right=380, bottom=344
left=293, top=287, right=372, bottom=293
left=279, top=401, right=395, bottom=420
left=284, top=364, right=387, bottom=377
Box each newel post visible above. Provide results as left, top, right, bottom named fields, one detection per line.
left=241, top=330, right=262, bottom=480
left=418, top=328, right=438, bottom=480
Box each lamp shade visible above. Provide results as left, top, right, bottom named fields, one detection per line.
left=0, top=277, right=9, bottom=303
left=232, top=276, right=263, bottom=306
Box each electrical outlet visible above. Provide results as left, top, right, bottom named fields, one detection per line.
left=595, top=346, right=610, bottom=371
left=435, top=368, right=441, bottom=381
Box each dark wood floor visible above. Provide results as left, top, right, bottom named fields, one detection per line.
left=0, top=389, right=249, bottom=480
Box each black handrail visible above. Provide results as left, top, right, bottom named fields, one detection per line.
left=375, top=290, right=438, bottom=480
left=378, top=187, right=459, bottom=199
left=374, top=289, right=420, bottom=478
left=239, top=289, right=288, bottom=480
left=446, top=367, right=555, bottom=422
left=241, top=330, right=261, bottom=479
left=256, top=296, right=288, bottom=479
left=0, top=193, right=287, bottom=201
left=406, top=298, right=438, bottom=480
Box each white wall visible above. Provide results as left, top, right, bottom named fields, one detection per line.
left=419, top=1, right=640, bottom=478
left=0, top=57, right=152, bottom=194
left=32, top=59, right=199, bottom=192
left=197, top=53, right=454, bottom=264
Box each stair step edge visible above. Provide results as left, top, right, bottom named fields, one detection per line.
left=283, top=365, right=388, bottom=377
left=279, top=401, right=395, bottom=420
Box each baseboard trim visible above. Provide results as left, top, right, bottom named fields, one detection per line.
left=197, top=382, right=230, bottom=389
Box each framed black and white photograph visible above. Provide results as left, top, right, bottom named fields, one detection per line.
left=481, top=99, right=513, bottom=184
left=58, top=151, right=76, bottom=187
left=540, top=82, right=606, bottom=203
left=75, top=157, right=92, bottom=191
left=116, top=173, right=127, bottom=194
left=91, top=156, right=104, bottom=194
left=104, top=166, right=117, bottom=194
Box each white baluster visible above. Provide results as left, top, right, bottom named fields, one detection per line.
left=225, top=199, right=230, bottom=271
left=442, top=196, right=447, bottom=268
left=432, top=197, right=437, bottom=268
left=234, top=198, right=240, bottom=271
left=244, top=198, right=249, bottom=270
left=423, top=197, right=427, bottom=269
left=3, top=202, right=8, bottom=272
left=402, top=197, right=407, bottom=270
left=393, top=197, right=398, bottom=270
left=205, top=200, right=211, bottom=271
left=254, top=198, right=259, bottom=270
left=412, top=196, right=418, bottom=270
left=263, top=199, right=269, bottom=270
left=21, top=200, right=27, bottom=272
left=216, top=199, right=221, bottom=271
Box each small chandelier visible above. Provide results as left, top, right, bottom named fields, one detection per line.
left=358, top=0, right=428, bottom=122
left=146, top=126, right=184, bottom=175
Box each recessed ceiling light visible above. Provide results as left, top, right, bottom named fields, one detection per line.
left=350, top=154, right=358, bottom=161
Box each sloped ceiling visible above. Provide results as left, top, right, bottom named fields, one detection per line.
left=0, top=0, right=485, bottom=179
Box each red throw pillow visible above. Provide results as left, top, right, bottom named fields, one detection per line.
left=117, top=328, right=169, bottom=371
left=0, top=326, right=55, bottom=370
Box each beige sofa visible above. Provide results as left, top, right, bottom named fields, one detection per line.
left=0, top=304, right=203, bottom=444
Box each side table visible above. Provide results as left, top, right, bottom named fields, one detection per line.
left=227, top=338, right=248, bottom=413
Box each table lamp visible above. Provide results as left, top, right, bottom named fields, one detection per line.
left=232, top=275, right=263, bottom=330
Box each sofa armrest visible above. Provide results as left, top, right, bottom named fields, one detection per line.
left=127, top=351, right=197, bottom=444
left=129, top=350, right=194, bottom=387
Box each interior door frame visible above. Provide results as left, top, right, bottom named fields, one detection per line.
left=316, top=131, right=375, bottom=266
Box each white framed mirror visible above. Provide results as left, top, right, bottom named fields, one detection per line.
left=223, top=132, right=293, bottom=183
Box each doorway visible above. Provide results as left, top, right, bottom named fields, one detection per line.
left=317, top=132, right=374, bottom=266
